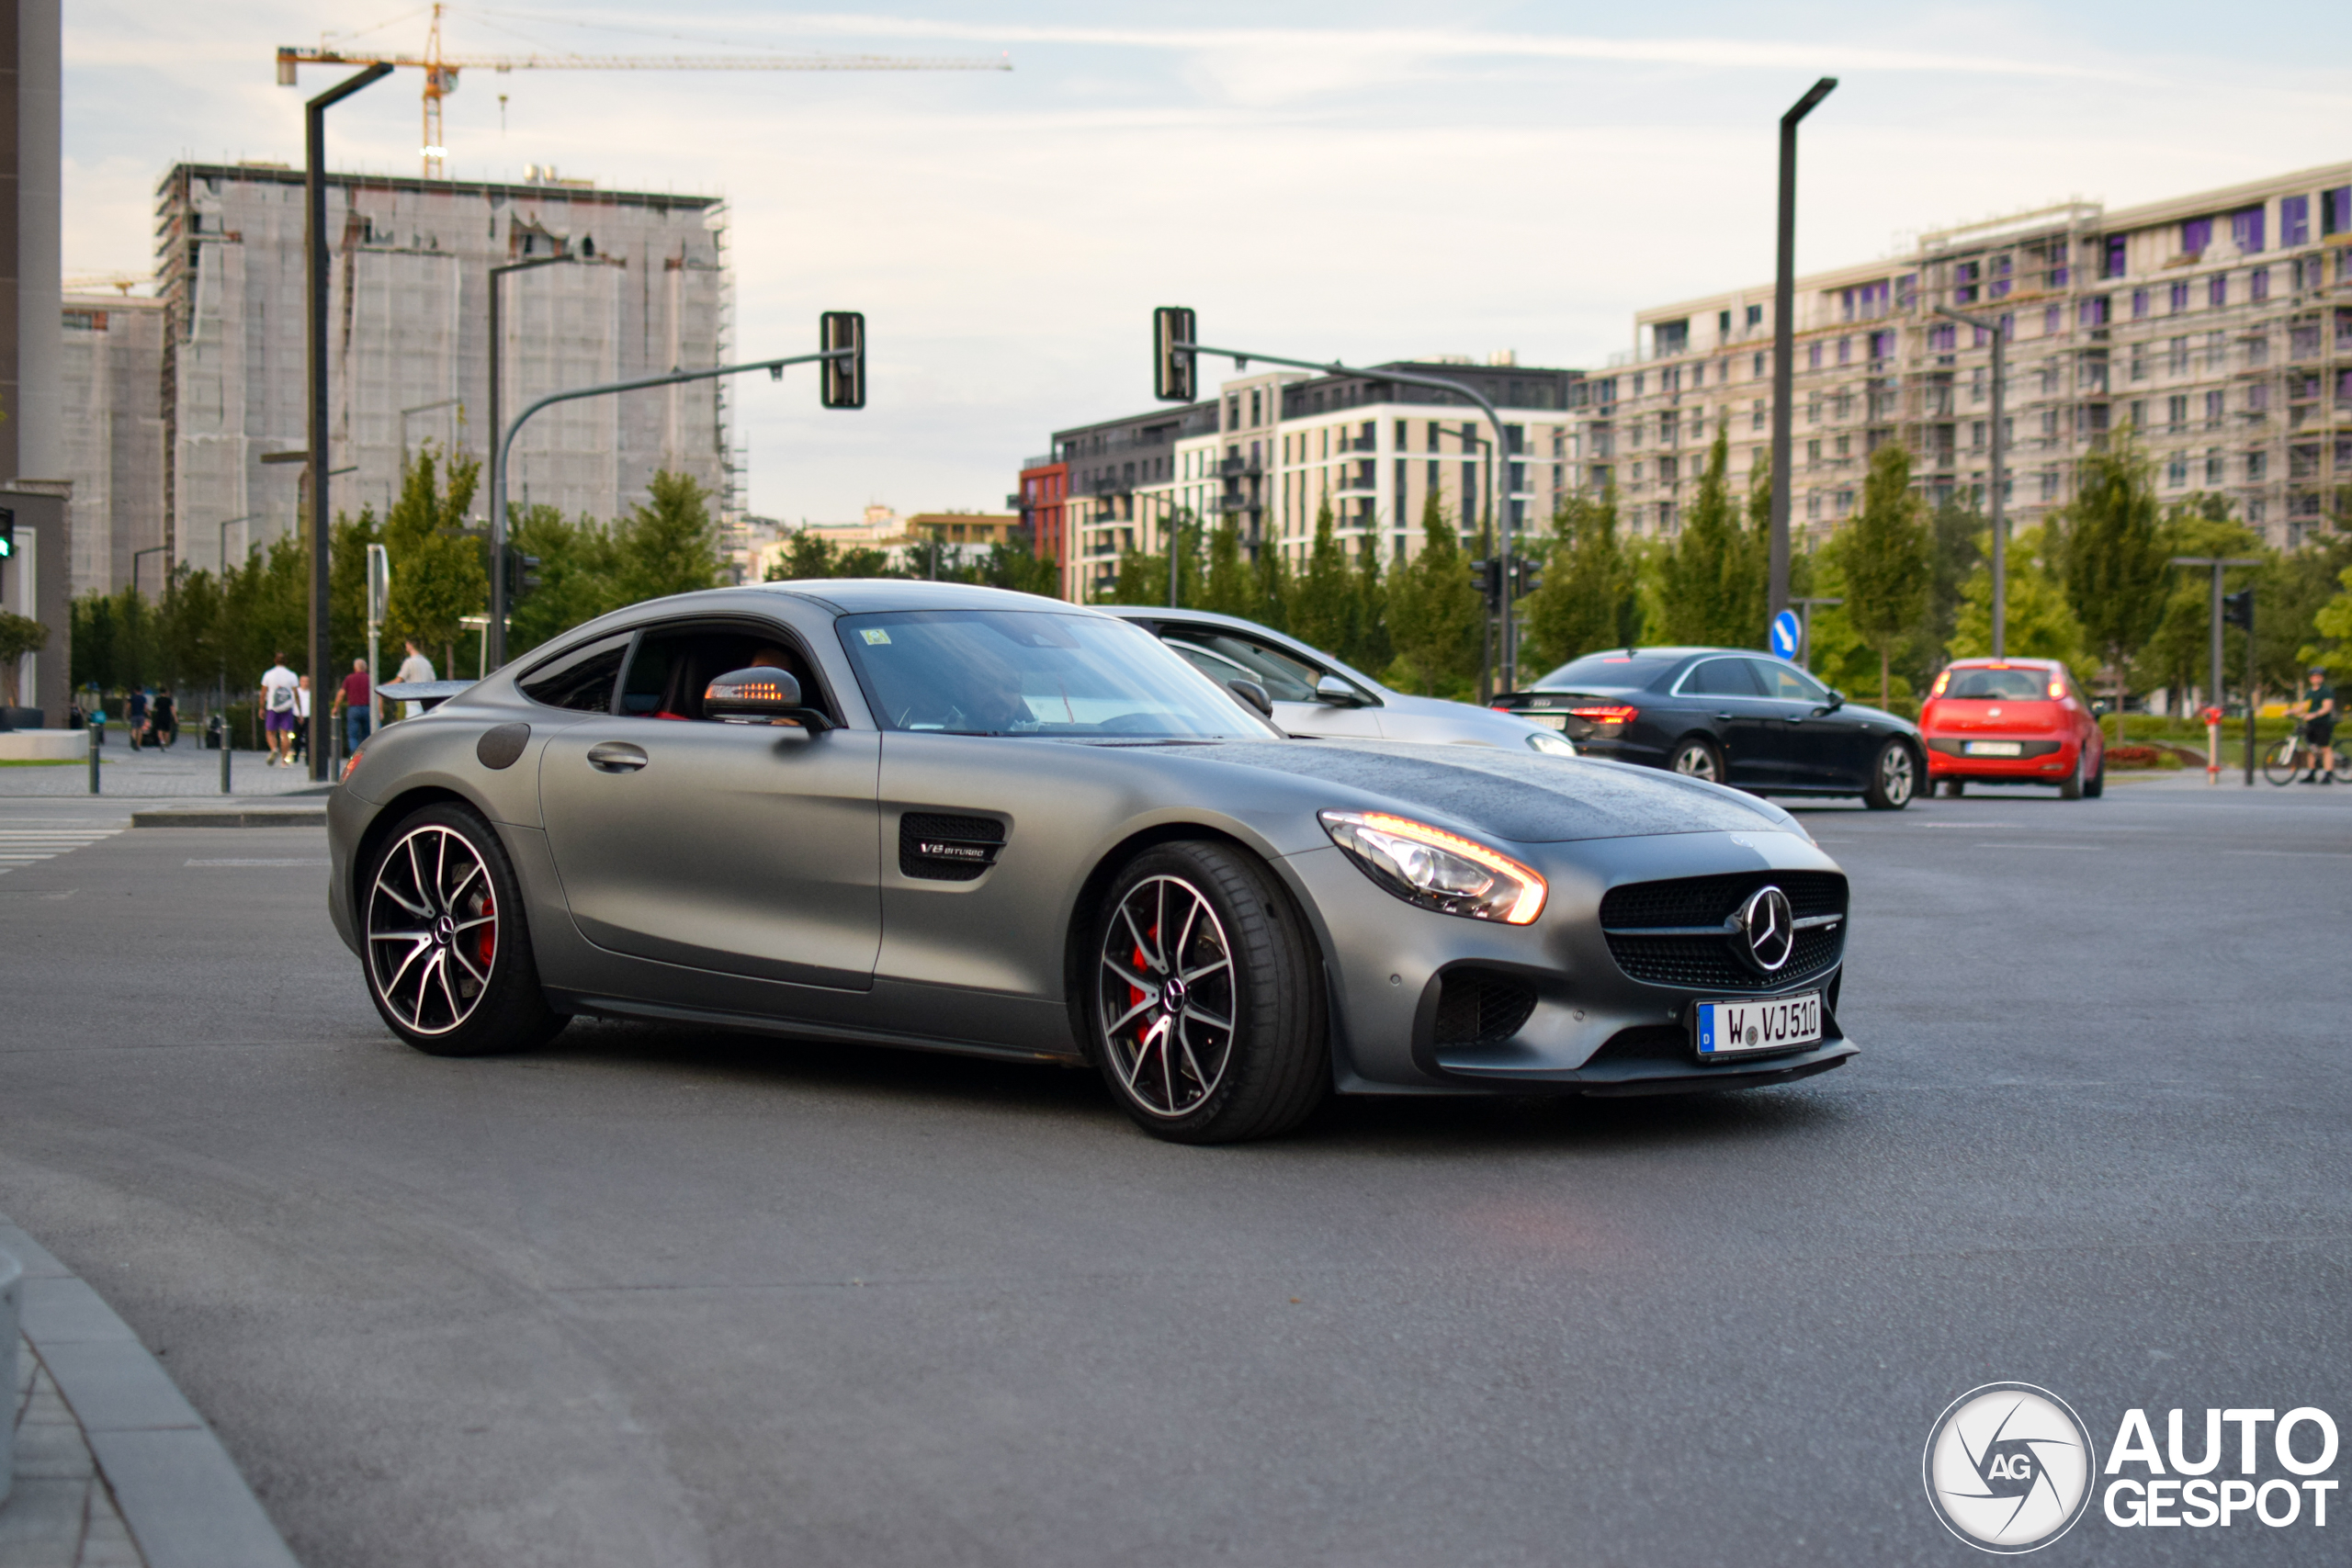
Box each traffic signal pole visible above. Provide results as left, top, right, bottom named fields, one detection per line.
left=2170, top=556, right=2261, bottom=784
left=1150, top=322, right=1521, bottom=687
left=486, top=338, right=857, bottom=669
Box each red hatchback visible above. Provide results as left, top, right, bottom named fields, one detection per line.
left=1920, top=659, right=2105, bottom=798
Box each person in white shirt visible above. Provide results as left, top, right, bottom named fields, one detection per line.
left=257, top=656, right=300, bottom=767
left=292, top=674, right=313, bottom=765
left=393, top=640, right=437, bottom=720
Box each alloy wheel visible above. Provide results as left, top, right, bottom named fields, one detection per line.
left=1096, top=874, right=1237, bottom=1118
left=1879, top=744, right=1916, bottom=806
left=1671, top=742, right=1721, bottom=783
left=367, top=825, right=499, bottom=1037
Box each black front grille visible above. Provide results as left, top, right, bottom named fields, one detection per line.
left=898, top=812, right=1006, bottom=882
left=1599, top=870, right=1846, bottom=992
left=1431, top=969, right=1538, bottom=1047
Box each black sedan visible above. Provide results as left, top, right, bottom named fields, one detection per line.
left=1495, top=647, right=1926, bottom=809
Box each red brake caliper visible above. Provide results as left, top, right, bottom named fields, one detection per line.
left=476, top=890, right=496, bottom=968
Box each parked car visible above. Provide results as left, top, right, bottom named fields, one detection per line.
left=330, top=584, right=1854, bottom=1145
left=1918, top=658, right=2104, bottom=798
left=1100, top=606, right=1577, bottom=757
left=1494, top=647, right=1926, bottom=809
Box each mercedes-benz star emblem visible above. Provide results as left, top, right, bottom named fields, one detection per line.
left=1735, top=885, right=1795, bottom=974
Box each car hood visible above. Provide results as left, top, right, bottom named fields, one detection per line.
left=1157, top=739, right=1808, bottom=843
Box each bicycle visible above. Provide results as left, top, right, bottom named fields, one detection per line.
left=2261, top=718, right=2349, bottom=785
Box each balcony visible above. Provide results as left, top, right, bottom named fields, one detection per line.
left=1217, top=455, right=1262, bottom=478
left=1213, top=493, right=1262, bottom=515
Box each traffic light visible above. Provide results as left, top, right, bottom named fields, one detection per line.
left=0, top=505, right=14, bottom=558
left=1153, top=307, right=1196, bottom=402
left=2222, top=588, right=2253, bottom=630
left=1469, top=558, right=1502, bottom=613
left=501, top=546, right=541, bottom=604
left=1509, top=556, right=1542, bottom=599
left=820, top=311, right=865, bottom=410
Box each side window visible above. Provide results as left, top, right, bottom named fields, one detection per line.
left=516, top=633, right=630, bottom=713
left=618, top=622, right=831, bottom=722
left=1748, top=660, right=1829, bottom=705
left=1682, top=658, right=1763, bottom=697
left=1163, top=628, right=1321, bottom=702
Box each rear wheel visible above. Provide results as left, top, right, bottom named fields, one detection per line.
left=2083, top=753, right=2105, bottom=798
left=2059, top=750, right=2086, bottom=800
left=1863, top=740, right=1916, bottom=810
left=363, top=803, right=567, bottom=1057
left=1668, top=737, right=1724, bottom=784
left=1088, top=841, right=1327, bottom=1144
left=2262, top=737, right=2302, bottom=786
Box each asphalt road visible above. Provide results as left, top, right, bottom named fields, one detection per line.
left=2, top=773, right=2346, bottom=1567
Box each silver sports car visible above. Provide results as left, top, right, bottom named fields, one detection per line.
left=328, top=581, right=1857, bottom=1143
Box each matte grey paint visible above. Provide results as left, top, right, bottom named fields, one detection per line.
left=329, top=581, right=1854, bottom=1095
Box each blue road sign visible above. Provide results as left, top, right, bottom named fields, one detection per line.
left=1770, top=608, right=1802, bottom=660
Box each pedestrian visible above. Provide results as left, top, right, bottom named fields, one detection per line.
left=149, top=688, right=177, bottom=749
left=335, top=657, right=372, bottom=757
left=292, top=674, right=313, bottom=765
left=2293, top=665, right=2336, bottom=783
left=257, top=653, right=300, bottom=767
left=127, top=686, right=149, bottom=740
left=394, top=639, right=436, bottom=719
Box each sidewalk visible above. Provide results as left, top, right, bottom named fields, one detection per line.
left=0, top=745, right=328, bottom=800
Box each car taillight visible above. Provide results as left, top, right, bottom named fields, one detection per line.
left=1930, top=670, right=1951, bottom=697
left=1569, top=705, right=1639, bottom=726
left=2047, top=679, right=2065, bottom=699
left=341, top=750, right=363, bottom=783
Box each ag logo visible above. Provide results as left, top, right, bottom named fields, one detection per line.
left=1924, top=1382, right=2094, bottom=1552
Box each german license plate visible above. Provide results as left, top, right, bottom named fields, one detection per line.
left=1523, top=712, right=1569, bottom=730
left=1694, top=992, right=1822, bottom=1058
left=1963, top=740, right=2022, bottom=756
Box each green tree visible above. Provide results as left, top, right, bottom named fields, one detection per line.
left=384, top=445, right=487, bottom=673
left=1349, top=535, right=1391, bottom=674
left=1383, top=493, right=1481, bottom=698
left=1655, top=431, right=1767, bottom=648
left=2136, top=506, right=2267, bottom=704
left=509, top=506, right=625, bottom=655
left=1289, top=498, right=1356, bottom=655
left=1947, top=523, right=2091, bottom=681
left=2057, top=434, right=2167, bottom=729
left=326, top=507, right=384, bottom=674
left=1522, top=489, right=1640, bottom=673
left=0, top=610, right=50, bottom=706
left=1927, top=498, right=1986, bottom=667
left=1199, top=523, right=1255, bottom=618
left=1835, top=441, right=1935, bottom=707
left=609, top=470, right=725, bottom=605
left=973, top=537, right=1061, bottom=598
left=1251, top=536, right=1292, bottom=633
left=769, top=531, right=841, bottom=581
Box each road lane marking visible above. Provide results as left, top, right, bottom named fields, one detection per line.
left=184, top=858, right=330, bottom=867
left=0, top=828, right=119, bottom=874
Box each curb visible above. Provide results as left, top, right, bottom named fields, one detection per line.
left=130, top=809, right=326, bottom=829
left=0, top=1216, right=300, bottom=1568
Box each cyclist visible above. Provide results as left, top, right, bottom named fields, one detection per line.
left=2292, top=665, right=2336, bottom=783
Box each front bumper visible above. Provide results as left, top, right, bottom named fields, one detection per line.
left=1282, top=827, right=1855, bottom=1096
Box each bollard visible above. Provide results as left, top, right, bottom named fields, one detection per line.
left=0, top=1247, right=17, bottom=1505
left=217, top=716, right=232, bottom=795
left=87, top=722, right=101, bottom=795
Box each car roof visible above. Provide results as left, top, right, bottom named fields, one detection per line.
left=741, top=580, right=1110, bottom=615
left=1944, top=657, right=2064, bottom=670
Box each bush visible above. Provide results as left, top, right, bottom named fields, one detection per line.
left=2106, top=744, right=2182, bottom=770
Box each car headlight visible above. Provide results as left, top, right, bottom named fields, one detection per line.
left=1318, top=810, right=1546, bottom=924
left=1525, top=730, right=1577, bottom=757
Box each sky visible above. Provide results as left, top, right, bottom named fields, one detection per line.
left=61, top=1, right=2352, bottom=525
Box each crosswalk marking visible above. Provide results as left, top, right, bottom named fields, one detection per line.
left=0, top=828, right=123, bottom=874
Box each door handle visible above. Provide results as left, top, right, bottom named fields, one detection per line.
left=586, top=740, right=649, bottom=773
left=1716, top=712, right=1735, bottom=720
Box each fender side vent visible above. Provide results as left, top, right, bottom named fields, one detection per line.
left=1431, top=968, right=1537, bottom=1048
left=899, top=812, right=1006, bottom=882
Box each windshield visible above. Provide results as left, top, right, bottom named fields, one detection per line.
left=838, top=609, right=1272, bottom=739
left=1533, top=651, right=1684, bottom=691
left=1945, top=668, right=2051, bottom=701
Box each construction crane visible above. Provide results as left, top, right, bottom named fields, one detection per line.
left=278, top=4, right=1011, bottom=179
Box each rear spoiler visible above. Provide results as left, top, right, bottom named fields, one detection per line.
left=377, top=680, right=477, bottom=715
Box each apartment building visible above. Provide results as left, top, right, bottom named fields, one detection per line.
left=153, top=163, right=732, bottom=575
left=1032, top=357, right=1584, bottom=601
left=1577, top=163, right=2352, bottom=550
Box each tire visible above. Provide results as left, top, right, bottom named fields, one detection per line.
left=1086, top=840, right=1328, bottom=1145
left=1668, top=737, right=1725, bottom=784
left=1942, top=778, right=1965, bottom=798
left=361, top=802, right=568, bottom=1057
left=2083, top=754, right=2105, bottom=798
left=2059, top=750, right=2085, bottom=799
left=2262, top=739, right=2301, bottom=786
left=1863, top=739, right=1916, bottom=810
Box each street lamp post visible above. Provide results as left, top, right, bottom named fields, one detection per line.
left=300, top=62, right=394, bottom=782
left=1769, top=77, right=1838, bottom=634
left=491, top=345, right=858, bottom=667
left=130, top=546, right=168, bottom=601
left=1936, top=304, right=2008, bottom=656
left=484, top=253, right=579, bottom=649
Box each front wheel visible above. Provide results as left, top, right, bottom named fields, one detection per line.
left=1668, top=737, right=1724, bottom=784
left=1863, top=740, right=1916, bottom=810
left=2261, top=738, right=2302, bottom=786
left=362, top=803, right=568, bottom=1057
left=1088, top=841, right=1328, bottom=1144
left=1941, top=778, right=1965, bottom=798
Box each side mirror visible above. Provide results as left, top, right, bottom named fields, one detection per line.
left=1314, top=673, right=1367, bottom=707
left=1226, top=679, right=1275, bottom=719
left=704, top=667, right=833, bottom=731
left=1822, top=688, right=1846, bottom=713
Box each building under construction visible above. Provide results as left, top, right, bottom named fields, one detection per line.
left=147, top=161, right=732, bottom=576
